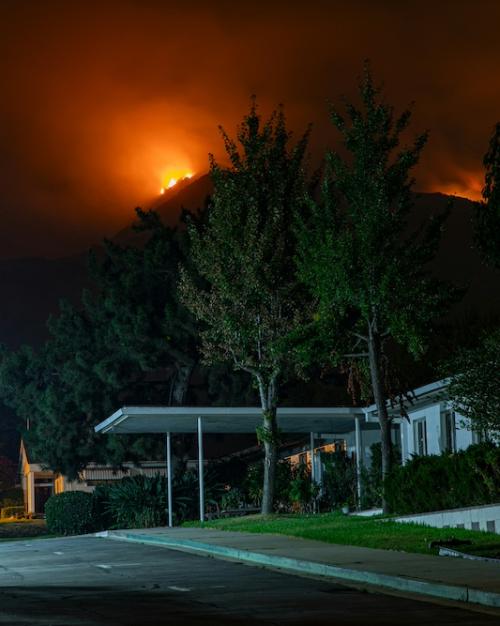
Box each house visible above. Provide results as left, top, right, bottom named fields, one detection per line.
left=19, top=440, right=167, bottom=516
left=363, top=379, right=484, bottom=462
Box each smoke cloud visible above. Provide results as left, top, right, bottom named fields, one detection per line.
left=1, top=0, right=498, bottom=257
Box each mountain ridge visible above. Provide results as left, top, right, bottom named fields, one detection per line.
left=0, top=176, right=497, bottom=350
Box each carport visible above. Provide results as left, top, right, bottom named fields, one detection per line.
left=95, top=406, right=379, bottom=525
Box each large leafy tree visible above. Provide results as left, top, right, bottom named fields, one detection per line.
left=0, top=211, right=199, bottom=476
left=295, top=69, right=457, bottom=511
left=87, top=209, right=199, bottom=406
left=447, top=327, right=500, bottom=438
left=475, top=122, right=500, bottom=269
left=0, top=304, right=140, bottom=477
left=180, top=103, right=311, bottom=513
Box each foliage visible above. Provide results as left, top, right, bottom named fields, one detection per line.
left=243, top=459, right=315, bottom=512
left=288, top=463, right=319, bottom=512
left=104, top=475, right=167, bottom=529
left=294, top=65, right=458, bottom=507
left=180, top=101, right=311, bottom=513
left=0, top=209, right=200, bottom=477
left=94, top=470, right=225, bottom=529
left=360, top=442, right=401, bottom=509
left=446, top=327, right=500, bottom=437
left=0, top=456, right=16, bottom=492
left=191, top=511, right=499, bottom=557
left=475, top=122, right=500, bottom=269
left=384, top=443, right=500, bottom=514
left=45, top=491, right=97, bottom=536
left=86, top=209, right=199, bottom=406
left=319, top=450, right=357, bottom=509
left=220, top=487, right=246, bottom=511
left=0, top=487, right=24, bottom=508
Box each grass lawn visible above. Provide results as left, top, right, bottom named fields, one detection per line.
left=0, top=518, right=53, bottom=542
left=186, top=512, right=500, bottom=557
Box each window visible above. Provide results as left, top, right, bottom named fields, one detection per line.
left=442, top=410, right=456, bottom=452
left=414, top=418, right=427, bottom=456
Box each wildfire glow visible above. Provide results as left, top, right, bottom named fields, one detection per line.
left=159, top=171, right=194, bottom=195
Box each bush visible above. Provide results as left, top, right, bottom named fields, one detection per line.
left=320, top=450, right=357, bottom=510
left=105, top=475, right=166, bottom=528
left=0, top=486, right=24, bottom=508
left=45, top=491, right=97, bottom=535
left=361, top=442, right=401, bottom=509
left=385, top=442, right=500, bottom=514
left=94, top=470, right=225, bottom=529
left=243, top=460, right=296, bottom=511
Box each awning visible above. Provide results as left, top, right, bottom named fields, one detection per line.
left=95, top=405, right=378, bottom=435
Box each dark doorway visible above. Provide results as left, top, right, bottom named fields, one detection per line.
left=34, top=484, right=53, bottom=514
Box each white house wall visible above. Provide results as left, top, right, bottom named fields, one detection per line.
left=401, top=403, right=476, bottom=463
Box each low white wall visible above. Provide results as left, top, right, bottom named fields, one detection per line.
left=394, top=503, right=500, bottom=534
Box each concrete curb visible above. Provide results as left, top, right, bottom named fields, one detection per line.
left=98, top=531, right=500, bottom=609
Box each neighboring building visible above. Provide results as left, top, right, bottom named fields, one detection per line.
left=363, top=379, right=484, bottom=463
left=19, top=440, right=167, bottom=516
left=282, top=379, right=487, bottom=484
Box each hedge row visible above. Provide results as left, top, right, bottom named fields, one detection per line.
left=385, top=442, right=500, bottom=514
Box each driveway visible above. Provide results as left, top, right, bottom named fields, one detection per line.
left=0, top=536, right=497, bottom=625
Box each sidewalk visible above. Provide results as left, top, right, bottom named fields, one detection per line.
left=99, top=526, right=500, bottom=610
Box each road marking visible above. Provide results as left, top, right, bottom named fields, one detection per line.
left=95, top=564, right=112, bottom=569
left=53, top=551, right=64, bottom=555
left=168, top=585, right=191, bottom=592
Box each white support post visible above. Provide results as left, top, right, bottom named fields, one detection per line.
left=310, top=432, right=316, bottom=483
left=400, top=422, right=406, bottom=466
left=355, top=417, right=363, bottom=507
left=198, top=417, right=205, bottom=523
left=165, top=432, right=173, bottom=528
left=310, top=432, right=317, bottom=514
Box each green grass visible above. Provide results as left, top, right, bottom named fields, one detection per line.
left=185, top=512, right=500, bottom=557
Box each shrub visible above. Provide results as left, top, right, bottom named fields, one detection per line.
left=289, top=463, right=318, bottom=512
left=0, top=486, right=24, bottom=508
left=243, top=460, right=296, bottom=511
left=385, top=442, right=500, bottom=514
left=220, top=486, right=245, bottom=510
left=97, top=470, right=225, bottom=529
left=45, top=491, right=96, bottom=535
left=320, top=450, right=357, bottom=510
left=104, top=475, right=166, bottom=529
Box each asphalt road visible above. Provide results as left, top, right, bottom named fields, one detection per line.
left=0, top=536, right=498, bottom=626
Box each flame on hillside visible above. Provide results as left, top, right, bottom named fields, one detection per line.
left=160, top=172, right=194, bottom=195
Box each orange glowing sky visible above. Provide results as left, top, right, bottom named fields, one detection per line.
left=1, top=0, right=499, bottom=258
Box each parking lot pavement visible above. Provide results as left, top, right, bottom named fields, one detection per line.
left=0, top=536, right=498, bottom=626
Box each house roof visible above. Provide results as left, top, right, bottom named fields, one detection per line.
left=363, top=379, right=450, bottom=422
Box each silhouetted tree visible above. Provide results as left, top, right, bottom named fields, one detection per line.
left=475, top=122, right=500, bottom=269
left=180, top=103, right=311, bottom=513
left=295, top=68, right=458, bottom=511
left=447, top=327, right=500, bottom=438
left=0, top=211, right=200, bottom=476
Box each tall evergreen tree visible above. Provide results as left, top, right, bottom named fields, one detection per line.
left=87, top=209, right=199, bottom=406
left=0, top=211, right=199, bottom=476
left=180, top=103, right=311, bottom=513
left=295, top=68, right=457, bottom=511
left=475, top=122, right=500, bottom=269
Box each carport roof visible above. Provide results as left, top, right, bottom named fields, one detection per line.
left=95, top=405, right=378, bottom=435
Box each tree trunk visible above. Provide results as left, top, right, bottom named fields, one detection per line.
left=172, top=363, right=194, bottom=407
left=261, top=408, right=278, bottom=514
left=257, top=377, right=278, bottom=515
left=169, top=363, right=195, bottom=474
left=367, top=321, right=392, bottom=513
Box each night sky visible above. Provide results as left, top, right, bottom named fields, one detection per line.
left=1, top=0, right=500, bottom=258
